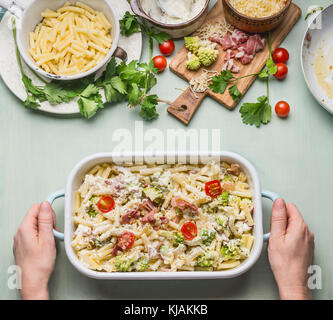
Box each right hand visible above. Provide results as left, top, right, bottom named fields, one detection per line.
left=268, top=198, right=315, bottom=300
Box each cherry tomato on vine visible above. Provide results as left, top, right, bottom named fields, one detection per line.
left=181, top=222, right=198, bottom=240
left=152, top=55, right=167, bottom=73
left=117, top=232, right=135, bottom=250
left=275, top=101, right=290, bottom=118
left=274, top=63, right=288, bottom=80
left=273, top=48, right=289, bottom=64
left=159, top=39, right=175, bottom=56
left=97, top=196, right=115, bottom=213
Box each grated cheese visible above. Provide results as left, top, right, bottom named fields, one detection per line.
left=229, top=0, right=287, bottom=18
left=195, top=19, right=234, bottom=41
left=189, top=69, right=218, bottom=98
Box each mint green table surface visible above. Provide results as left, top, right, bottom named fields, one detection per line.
left=0, top=0, right=332, bottom=300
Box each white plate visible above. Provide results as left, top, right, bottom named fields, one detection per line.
left=0, top=0, right=142, bottom=115
left=301, top=4, right=333, bottom=115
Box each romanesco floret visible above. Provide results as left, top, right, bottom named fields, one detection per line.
left=186, top=52, right=201, bottom=71
left=184, top=36, right=200, bottom=54
left=87, top=206, right=97, bottom=217
left=215, top=214, right=228, bottom=229
left=143, top=186, right=163, bottom=204
left=197, top=253, right=214, bottom=267
left=200, top=230, right=216, bottom=246
left=197, top=47, right=218, bottom=67
left=173, top=232, right=185, bottom=245
left=219, top=191, right=229, bottom=205
left=136, top=257, right=149, bottom=272
left=220, top=245, right=234, bottom=261
left=115, top=255, right=135, bottom=272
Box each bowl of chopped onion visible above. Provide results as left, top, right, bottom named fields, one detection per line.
left=222, top=0, right=292, bottom=33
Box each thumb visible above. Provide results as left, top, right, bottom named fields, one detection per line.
left=38, top=201, right=55, bottom=242
left=270, top=198, right=288, bottom=238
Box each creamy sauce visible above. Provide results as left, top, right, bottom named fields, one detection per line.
left=141, top=0, right=206, bottom=25
left=314, top=35, right=333, bottom=99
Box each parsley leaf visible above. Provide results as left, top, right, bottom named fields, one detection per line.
left=139, top=95, right=159, bottom=120
left=119, top=11, right=140, bottom=36
left=209, top=70, right=234, bottom=94
left=229, top=85, right=242, bottom=102
left=239, top=96, right=272, bottom=128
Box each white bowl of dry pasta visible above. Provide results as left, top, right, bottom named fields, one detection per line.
left=9, top=0, right=126, bottom=80
left=46, top=152, right=279, bottom=280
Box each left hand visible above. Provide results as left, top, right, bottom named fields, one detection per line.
left=13, top=201, right=57, bottom=300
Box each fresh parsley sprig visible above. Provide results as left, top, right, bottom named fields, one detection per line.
left=119, top=11, right=170, bottom=60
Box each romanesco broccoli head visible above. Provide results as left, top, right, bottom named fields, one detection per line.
left=184, top=36, right=200, bottom=54
left=115, top=255, right=135, bottom=272
left=173, top=232, right=185, bottom=245
left=215, top=214, right=228, bottom=229
left=186, top=53, right=201, bottom=71
left=197, top=253, right=214, bottom=267
left=197, top=47, right=218, bottom=67
left=200, top=230, right=216, bottom=246
left=218, top=192, right=229, bottom=205
left=143, top=186, right=163, bottom=204
left=136, top=257, right=149, bottom=272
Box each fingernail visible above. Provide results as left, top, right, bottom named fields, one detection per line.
left=274, top=198, right=285, bottom=210
left=40, top=201, right=50, bottom=211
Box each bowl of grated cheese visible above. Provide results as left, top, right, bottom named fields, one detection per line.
left=222, top=0, right=291, bottom=33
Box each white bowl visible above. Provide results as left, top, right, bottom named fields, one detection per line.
left=301, top=4, right=333, bottom=115
left=7, top=0, right=122, bottom=80
left=46, top=151, right=279, bottom=280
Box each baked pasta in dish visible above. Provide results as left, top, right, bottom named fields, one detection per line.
left=71, top=161, right=255, bottom=272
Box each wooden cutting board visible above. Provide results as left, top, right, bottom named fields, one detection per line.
left=168, top=0, right=302, bottom=125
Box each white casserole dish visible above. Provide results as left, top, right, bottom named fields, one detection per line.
left=47, top=151, right=279, bottom=280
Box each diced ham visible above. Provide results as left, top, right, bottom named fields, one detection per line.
left=224, top=49, right=235, bottom=61
left=141, top=212, right=156, bottom=224
left=244, top=35, right=257, bottom=55
left=227, top=164, right=240, bottom=176
left=171, top=197, right=198, bottom=215
left=139, top=199, right=157, bottom=214
left=223, top=59, right=239, bottom=73
left=210, top=34, right=233, bottom=50
left=120, top=208, right=140, bottom=225
left=254, top=34, right=265, bottom=52
left=231, top=29, right=249, bottom=45
left=111, top=244, right=121, bottom=257
left=235, top=51, right=245, bottom=59
left=160, top=216, right=169, bottom=224
left=240, top=54, right=254, bottom=65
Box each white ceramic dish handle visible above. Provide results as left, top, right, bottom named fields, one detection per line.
left=0, top=0, right=24, bottom=19
left=46, top=189, right=280, bottom=243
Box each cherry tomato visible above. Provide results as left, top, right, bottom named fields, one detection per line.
left=275, top=101, right=290, bottom=118
left=152, top=55, right=167, bottom=73
left=97, top=196, right=115, bottom=213
left=274, top=63, right=288, bottom=80
left=181, top=222, right=198, bottom=240
left=273, top=48, right=289, bottom=64
left=117, top=232, right=135, bottom=250
left=205, top=180, right=222, bottom=198
left=159, top=39, right=175, bottom=56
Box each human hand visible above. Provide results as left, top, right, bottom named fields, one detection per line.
left=268, top=198, right=314, bottom=300
left=13, top=201, right=57, bottom=300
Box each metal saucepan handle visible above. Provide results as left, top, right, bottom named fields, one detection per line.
left=46, top=189, right=65, bottom=241
left=0, top=0, right=25, bottom=19
left=113, top=47, right=128, bottom=61
left=261, top=190, right=280, bottom=242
